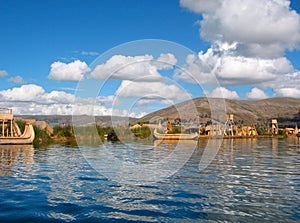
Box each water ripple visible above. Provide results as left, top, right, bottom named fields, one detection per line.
left=0, top=139, right=299, bottom=222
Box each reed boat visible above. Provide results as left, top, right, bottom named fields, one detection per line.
left=153, top=129, right=198, bottom=140
left=0, top=108, right=35, bottom=145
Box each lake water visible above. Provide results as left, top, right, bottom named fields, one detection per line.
left=0, top=137, right=299, bottom=222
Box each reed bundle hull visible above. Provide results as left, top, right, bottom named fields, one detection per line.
left=153, top=129, right=198, bottom=140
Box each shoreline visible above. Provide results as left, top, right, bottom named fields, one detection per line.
left=198, top=135, right=289, bottom=140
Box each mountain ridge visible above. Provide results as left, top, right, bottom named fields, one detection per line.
left=137, top=97, right=300, bottom=127
left=16, top=97, right=300, bottom=128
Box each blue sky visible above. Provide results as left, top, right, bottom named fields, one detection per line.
left=0, top=0, right=300, bottom=116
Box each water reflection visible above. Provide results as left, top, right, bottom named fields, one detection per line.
left=0, top=145, right=34, bottom=176
left=43, top=145, right=206, bottom=222
left=81, top=139, right=199, bottom=185
left=198, top=138, right=222, bottom=171
left=0, top=138, right=299, bottom=222
left=286, top=135, right=300, bottom=149
left=196, top=138, right=300, bottom=221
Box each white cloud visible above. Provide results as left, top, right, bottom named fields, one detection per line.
left=128, top=111, right=147, bottom=118
left=183, top=0, right=300, bottom=58
left=0, top=70, right=8, bottom=77
left=274, top=87, right=300, bottom=97
left=0, top=84, right=75, bottom=105
left=115, top=80, right=191, bottom=101
left=69, top=103, right=115, bottom=116
left=216, top=56, right=294, bottom=85
left=180, top=0, right=221, bottom=13
left=269, top=71, right=300, bottom=88
left=174, top=53, right=217, bottom=85
left=175, top=50, right=294, bottom=86
left=0, top=84, right=140, bottom=116
left=153, top=53, right=178, bottom=69
left=7, top=76, right=24, bottom=84
left=48, top=60, right=91, bottom=81
left=136, top=98, right=173, bottom=106
left=41, top=90, right=75, bottom=104
left=61, top=87, right=77, bottom=91
left=257, top=71, right=300, bottom=98
left=179, top=0, right=300, bottom=99
left=246, top=88, right=268, bottom=99
left=91, top=54, right=177, bottom=81
left=204, top=87, right=239, bottom=99
left=96, top=95, right=115, bottom=106
left=0, top=84, right=45, bottom=101
left=81, top=51, right=99, bottom=56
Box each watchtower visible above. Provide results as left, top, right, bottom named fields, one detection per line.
left=225, top=114, right=235, bottom=136
left=271, top=119, right=278, bottom=135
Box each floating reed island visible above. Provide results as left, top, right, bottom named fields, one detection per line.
left=2, top=107, right=299, bottom=146
left=130, top=114, right=300, bottom=140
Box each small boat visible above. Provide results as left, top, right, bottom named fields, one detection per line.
left=153, top=129, right=198, bottom=140
left=0, top=108, right=35, bottom=145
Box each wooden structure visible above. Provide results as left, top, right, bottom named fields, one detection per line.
left=0, top=108, right=19, bottom=137
left=284, top=125, right=300, bottom=135
left=294, top=125, right=298, bottom=136
left=271, top=119, right=278, bottom=134
left=205, top=124, right=223, bottom=136
left=236, top=125, right=257, bottom=137
left=202, top=114, right=258, bottom=138
left=153, top=129, right=198, bottom=140
left=0, top=108, right=35, bottom=145
left=224, top=114, right=235, bottom=136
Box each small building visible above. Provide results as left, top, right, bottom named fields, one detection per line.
left=236, top=126, right=257, bottom=136
left=205, top=124, right=223, bottom=136
left=271, top=119, right=278, bottom=135
left=284, top=127, right=296, bottom=135
left=129, top=123, right=142, bottom=130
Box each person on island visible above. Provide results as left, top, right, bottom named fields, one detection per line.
left=166, top=121, right=172, bottom=133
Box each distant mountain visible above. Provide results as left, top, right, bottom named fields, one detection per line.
left=17, top=115, right=137, bottom=127
left=16, top=97, right=300, bottom=128
left=137, top=97, right=300, bottom=127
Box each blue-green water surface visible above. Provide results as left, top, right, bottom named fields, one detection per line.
left=0, top=137, right=299, bottom=222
